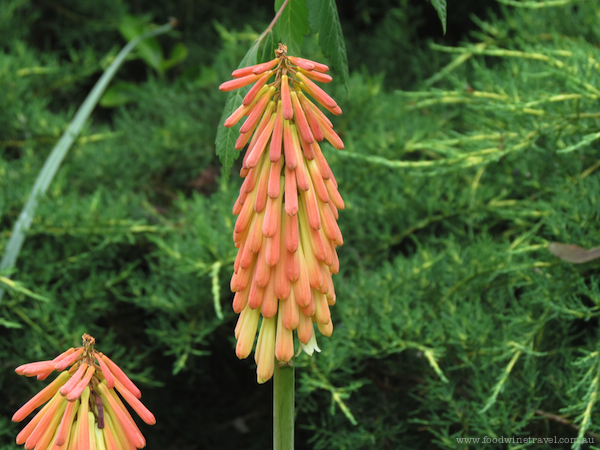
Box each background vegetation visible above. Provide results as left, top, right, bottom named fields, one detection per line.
left=2, top=0, right=600, bottom=449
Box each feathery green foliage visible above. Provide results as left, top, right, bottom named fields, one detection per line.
left=2, top=0, right=600, bottom=449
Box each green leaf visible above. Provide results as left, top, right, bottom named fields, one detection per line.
left=211, top=261, right=223, bottom=320
left=306, top=0, right=349, bottom=91
left=260, top=30, right=276, bottom=64
left=118, top=15, right=164, bottom=75
left=274, top=0, right=310, bottom=56
left=162, top=42, right=189, bottom=71
left=100, top=82, right=140, bottom=108
left=0, top=318, right=21, bottom=329
left=0, top=275, right=50, bottom=303
left=430, top=0, right=447, bottom=35
left=215, top=41, right=262, bottom=178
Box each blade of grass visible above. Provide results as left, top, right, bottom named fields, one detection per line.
left=0, top=19, right=177, bottom=304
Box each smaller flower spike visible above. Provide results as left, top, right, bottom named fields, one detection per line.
left=220, top=43, right=345, bottom=383
left=12, top=333, right=155, bottom=449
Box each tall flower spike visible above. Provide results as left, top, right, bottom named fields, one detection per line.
left=221, top=43, right=345, bottom=383
left=13, top=333, right=155, bottom=449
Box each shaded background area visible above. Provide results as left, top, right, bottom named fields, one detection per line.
left=2, top=0, right=600, bottom=449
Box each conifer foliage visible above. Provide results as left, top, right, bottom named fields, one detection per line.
left=219, top=43, right=344, bottom=383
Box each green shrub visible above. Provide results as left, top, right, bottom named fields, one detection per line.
left=2, top=1, right=600, bottom=449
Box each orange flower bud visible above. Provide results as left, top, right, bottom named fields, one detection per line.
left=281, top=74, right=294, bottom=120
left=269, top=101, right=284, bottom=162
left=219, top=72, right=262, bottom=92
left=255, top=317, right=276, bottom=384
left=287, top=55, right=315, bottom=71
left=298, top=92, right=325, bottom=142
left=275, top=311, right=295, bottom=362
left=289, top=55, right=329, bottom=73
left=240, top=89, right=275, bottom=134
left=262, top=275, right=279, bottom=318
left=296, top=72, right=337, bottom=109
left=281, top=290, right=300, bottom=331
left=291, top=91, right=314, bottom=144
left=251, top=58, right=279, bottom=75
left=298, top=67, right=332, bottom=83
left=267, top=158, right=283, bottom=199
left=231, top=58, right=278, bottom=78
left=243, top=71, right=274, bottom=105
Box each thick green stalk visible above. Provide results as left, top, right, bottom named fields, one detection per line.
left=0, top=19, right=176, bottom=304
left=273, top=361, right=294, bottom=450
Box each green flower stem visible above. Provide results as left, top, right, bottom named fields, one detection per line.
left=0, top=19, right=176, bottom=304
left=273, top=360, right=294, bottom=450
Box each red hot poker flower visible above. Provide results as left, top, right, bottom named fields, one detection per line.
left=220, top=43, right=345, bottom=383
left=13, top=333, right=155, bottom=449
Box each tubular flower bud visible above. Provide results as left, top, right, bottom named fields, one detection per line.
left=13, top=333, right=155, bottom=449
left=220, top=43, right=344, bottom=383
